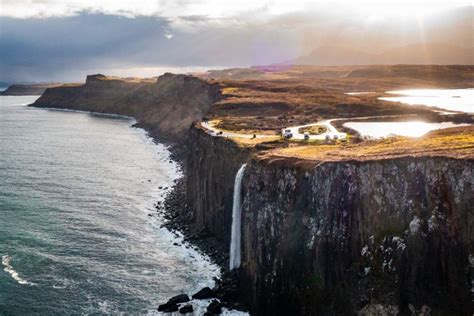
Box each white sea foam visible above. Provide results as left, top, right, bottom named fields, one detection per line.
left=2, top=255, right=35, bottom=285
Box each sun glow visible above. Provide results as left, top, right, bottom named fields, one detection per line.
left=340, top=0, right=467, bottom=18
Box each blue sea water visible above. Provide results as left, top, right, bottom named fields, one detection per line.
left=0, top=96, right=219, bottom=314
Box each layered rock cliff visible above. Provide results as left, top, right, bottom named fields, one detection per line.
left=186, top=126, right=253, bottom=244
left=32, top=74, right=221, bottom=146
left=236, top=156, right=473, bottom=315
left=30, top=71, right=473, bottom=315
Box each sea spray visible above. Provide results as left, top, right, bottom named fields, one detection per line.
left=229, top=163, right=246, bottom=270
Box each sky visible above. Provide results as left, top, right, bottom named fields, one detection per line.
left=0, top=0, right=472, bottom=82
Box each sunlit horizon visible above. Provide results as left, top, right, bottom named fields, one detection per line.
left=0, top=0, right=472, bottom=82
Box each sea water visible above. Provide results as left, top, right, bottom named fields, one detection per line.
left=0, top=96, right=220, bottom=314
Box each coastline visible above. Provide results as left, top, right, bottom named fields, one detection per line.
left=2, top=97, right=225, bottom=314
left=26, top=71, right=474, bottom=314
left=28, top=102, right=243, bottom=312
left=27, top=104, right=224, bottom=262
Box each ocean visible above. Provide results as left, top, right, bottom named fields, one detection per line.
left=0, top=96, right=219, bottom=314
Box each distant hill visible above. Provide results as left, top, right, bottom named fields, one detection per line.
left=199, top=64, right=474, bottom=88
left=0, top=83, right=63, bottom=96
left=293, top=43, right=473, bottom=66
left=345, top=65, right=474, bottom=86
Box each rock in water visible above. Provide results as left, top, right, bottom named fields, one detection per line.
left=179, top=304, right=194, bottom=314
left=168, top=293, right=190, bottom=305
left=158, top=293, right=190, bottom=312
left=192, top=287, right=215, bottom=300
left=206, top=299, right=222, bottom=314
left=157, top=302, right=179, bottom=312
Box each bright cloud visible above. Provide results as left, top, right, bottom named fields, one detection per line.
left=0, top=0, right=471, bottom=19
left=0, top=1, right=471, bottom=82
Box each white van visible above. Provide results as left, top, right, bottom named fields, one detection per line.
left=283, top=129, right=293, bottom=138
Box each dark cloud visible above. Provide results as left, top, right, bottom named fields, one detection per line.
left=0, top=7, right=471, bottom=82
left=0, top=13, right=304, bottom=81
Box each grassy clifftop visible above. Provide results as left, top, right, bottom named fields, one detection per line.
left=267, top=126, right=474, bottom=163
left=202, top=65, right=473, bottom=134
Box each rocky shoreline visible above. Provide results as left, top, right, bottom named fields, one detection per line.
left=157, top=177, right=229, bottom=268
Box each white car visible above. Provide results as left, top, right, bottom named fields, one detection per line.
left=283, top=129, right=293, bottom=138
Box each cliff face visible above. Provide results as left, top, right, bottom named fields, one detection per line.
left=239, top=157, right=473, bottom=315
left=32, top=74, right=221, bottom=145
left=186, top=126, right=252, bottom=244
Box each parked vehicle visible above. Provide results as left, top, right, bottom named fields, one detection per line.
left=283, top=129, right=293, bottom=138
left=304, top=132, right=310, bottom=140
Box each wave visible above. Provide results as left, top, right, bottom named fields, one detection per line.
left=2, top=255, right=35, bottom=285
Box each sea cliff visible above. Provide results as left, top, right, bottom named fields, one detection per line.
left=186, top=126, right=253, bottom=245
left=30, top=71, right=473, bottom=315
left=182, top=124, right=473, bottom=314
left=237, top=156, right=473, bottom=315
left=33, top=73, right=221, bottom=147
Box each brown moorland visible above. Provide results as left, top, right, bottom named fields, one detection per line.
left=202, top=65, right=473, bottom=133
left=264, top=126, right=474, bottom=162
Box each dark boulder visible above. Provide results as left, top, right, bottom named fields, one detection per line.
left=168, top=293, right=190, bottom=305
left=157, top=302, right=179, bottom=313
left=179, top=304, right=194, bottom=314
left=192, top=287, right=215, bottom=300
left=206, top=299, right=222, bottom=314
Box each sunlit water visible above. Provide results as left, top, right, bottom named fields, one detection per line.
left=379, top=89, right=474, bottom=113
left=345, top=92, right=375, bottom=95
left=0, top=96, right=220, bottom=314
left=344, top=121, right=466, bottom=138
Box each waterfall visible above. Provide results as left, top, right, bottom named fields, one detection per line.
left=229, top=163, right=246, bottom=270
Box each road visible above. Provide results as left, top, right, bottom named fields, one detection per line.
left=201, top=119, right=347, bottom=140
left=201, top=121, right=277, bottom=139
left=281, top=120, right=347, bottom=140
